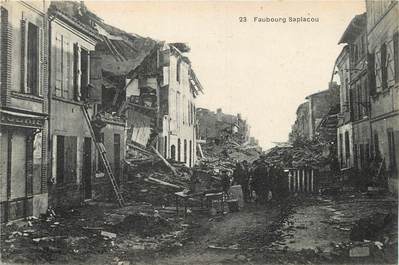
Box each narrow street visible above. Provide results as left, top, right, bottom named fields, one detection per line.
left=3, top=192, right=396, bottom=265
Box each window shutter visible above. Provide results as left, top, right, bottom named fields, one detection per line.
left=55, top=34, right=62, bottom=97
left=74, top=43, right=81, bottom=101
left=20, top=19, right=27, bottom=92
left=63, top=37, right=70, bottom=99
left=38, top=27, right=43, bottom=96
left=387, top=39, right=395, bottom=87
left=89, top=52, right=102, bottom=104
left=394, top=32, right=399, bottom=82
left=375, top=48, right=382, bottom=92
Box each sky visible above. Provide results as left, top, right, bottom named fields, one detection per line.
left=85, top=0, right=365, bottom=150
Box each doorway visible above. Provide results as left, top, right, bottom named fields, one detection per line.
left=83, top=137, right=92, bottom=200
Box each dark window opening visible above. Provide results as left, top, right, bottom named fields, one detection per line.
left=56, top=136, right=65, bottom=184
left=368, top=53, right=376, bottom=95
left=388, top=129, right=397, bottom=172
left=177, top=138, right=181, bottom=162
left=381, top=43, right=388, bottom=90
left=184, top=139, right=187, bottom=163
left=344, top=131, right=350, bottom=166
left=170, top=145, right=176, bottom=161
left=176, top=60, right=181, bottom=83
left=164, top=136, right=168, bottom=158
left=189, top=140, right=192, bottom=167
left=27, top=22, right=38, bottom=95
left=394, top=32, right=399, bottom=82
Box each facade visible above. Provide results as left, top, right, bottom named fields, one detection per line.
left=336, top=14, right=369, bottom=172
left=336, top=45, right=355, bottom=170
left=125, top=43, right=202, bottom=167
left=366, top=1, right=399, bottom=192
left=0, top=1, right=49, bottom=222
left=290, top=82, right=340, bottom=142
left=47, top=5, right=99, bottom=208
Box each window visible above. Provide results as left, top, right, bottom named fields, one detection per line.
left=184, top=139, right=187, bottom=163
left=55, top=34, right=72, bottom=99
left=177, top=138, right=181, bottom=162
left=189, top=140, right=192, bottom=167
left=56, top=136, right=77, bottom=184
left=164, top=136, right=168, bottom=158
left=381, top=43, right=388, bottom=90
left=176, top=60, right=181, bottom=82
left=368, top=53, right=376, bottom=95
left=26, top=23, right=39, bottom=94
left=394, top=32, right=399, bottom=82
left=345, top=131, right=350, bottom=166
left=387, top=129, right=397, bottom=172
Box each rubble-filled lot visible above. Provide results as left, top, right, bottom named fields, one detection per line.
left=0, top=202, right=193, bottom=264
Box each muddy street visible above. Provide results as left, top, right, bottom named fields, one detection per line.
left=129, top=193, right=397, bottom=265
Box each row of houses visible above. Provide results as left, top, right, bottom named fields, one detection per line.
left=290, top=1, right=398, bottom=193
left=0, top=1, right=203, bottom=223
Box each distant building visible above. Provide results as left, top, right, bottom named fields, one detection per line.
left=290, top=83, right=340, bottom=142
left=197, top=108, right=250, bottom=145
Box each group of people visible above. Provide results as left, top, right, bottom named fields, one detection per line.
left=220, top=159, right=284, bottom=204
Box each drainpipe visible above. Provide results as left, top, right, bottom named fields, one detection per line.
left=47, top=13, right=57, bottom=190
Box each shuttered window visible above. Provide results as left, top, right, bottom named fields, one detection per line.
left=387, top=129, right=397, bottom=172
left=381, top=43, right=388, bottom=90
left=27, top=22, right=39, bottom=95
left=55, top=34, right=73, bottom=99
left=394, top=32, right=399, bottom=82
left=375, top=48, right=382, bottom=92
left=368, top=53, right=376, bottom=95
left=55, top=34, right=62, bottom=97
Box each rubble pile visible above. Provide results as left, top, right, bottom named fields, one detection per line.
left=0, top=202, right=189, bottom=264
left=197, top=139, right=261, bottom=173
left=260, top=139, right=330, bottom=169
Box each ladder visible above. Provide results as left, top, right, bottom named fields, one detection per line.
left=81, top=105, right=126, bottom=207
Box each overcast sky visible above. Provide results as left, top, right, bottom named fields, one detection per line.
left=85, top=0, right=365, bottom=150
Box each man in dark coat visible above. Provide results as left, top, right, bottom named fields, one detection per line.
left=233, top=161, right=251, bottom=203
left=251, top=160, right=269, bottom=203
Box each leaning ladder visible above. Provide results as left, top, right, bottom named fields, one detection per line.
left=81, top=105, right=126, bottom=207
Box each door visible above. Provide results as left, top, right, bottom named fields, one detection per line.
left=83, top=137, right=92, bottom=200
left=114, top=134, right=121, bottom=185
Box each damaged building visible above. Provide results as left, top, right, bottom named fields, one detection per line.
left=122, top=42, right=203, bottom=167
left=196, top=108, right=251, bottom=145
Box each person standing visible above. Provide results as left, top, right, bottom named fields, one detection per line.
left=233, top=161, right=250, bottom=203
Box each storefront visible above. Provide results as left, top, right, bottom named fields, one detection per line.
left=0, top=110, right=47, bottom=223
